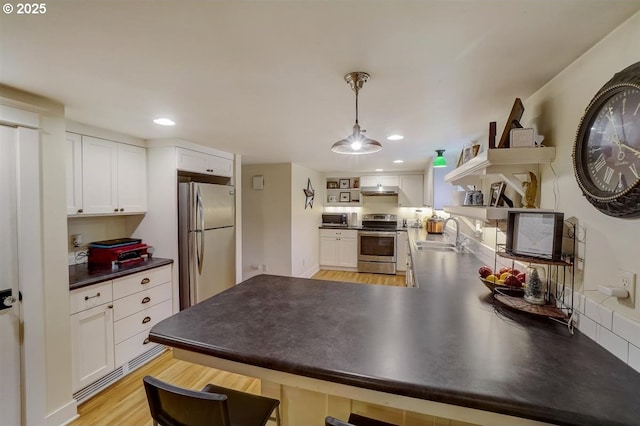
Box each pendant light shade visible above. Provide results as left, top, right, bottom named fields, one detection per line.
left=433, top=149, right=447, bottom=168
left=331, top=72, right=382, bottom=155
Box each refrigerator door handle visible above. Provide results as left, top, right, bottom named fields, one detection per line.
left=196, top=187, right=205, bottom=274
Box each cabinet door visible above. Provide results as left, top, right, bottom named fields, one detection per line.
left=423, top=164, right=434, bottom=207
left=399, top=174, right=424, bottom=207
left=70, top=303, right=115, bottom=391
left=82, top=136, right=118, bottom=214
left=379, top=175, right=399, bottom=187
left=66, top=133, right=83, bottom=215
left=207, top=155, right=233, bottom=177
left=176, top=147, right=208, bottom=174
left=319, top=236, right=338, bottom=266
left=117, top=143, right=147, bottom=213
left=396, top=232, right=408, bottom=272
left=337, top=238, right=358, bottom=268
left=359, top=176, right=378, bottom=187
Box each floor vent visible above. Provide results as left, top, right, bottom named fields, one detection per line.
left=73, top=366, right=123, bottom=403
left=128, top=344, right=165, bottom=371
left=73, top=346, right=166, bottom=403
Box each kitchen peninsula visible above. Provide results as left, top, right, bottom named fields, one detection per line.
left=149, top=231, right=640, bottom=426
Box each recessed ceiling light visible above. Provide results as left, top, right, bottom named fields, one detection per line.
left=153, top=118, right=175, bottom=126
left=387, top=134, right=404, bottom=141
left=375, top=168, right=383, bottom=172
left=393, top=160, right=404, bottom=164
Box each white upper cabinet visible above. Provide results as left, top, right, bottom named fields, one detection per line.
left=117, top=143, right=147, bottom=213
left=68, top=133, right=148, bottom=216
left=82, top=136, right=118, bottom=214
left=360, top=175, right=399, bottom=187
left=176, top=147, right=233, bottom=177
left=423, top=163, right=434, bottom=207
left=66, top=132, right=83, bottom=215
left=398, top=174, right=424, bottom=207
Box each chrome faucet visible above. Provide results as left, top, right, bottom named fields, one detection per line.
left=443, top=217, right=461, bottom=251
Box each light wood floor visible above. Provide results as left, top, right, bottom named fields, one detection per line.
left=71, top=270, right=402, bottom=425
left=312, top=270, right=406, bottom=286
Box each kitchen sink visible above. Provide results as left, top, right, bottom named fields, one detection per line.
left=412, top=239, right=458, bottom=252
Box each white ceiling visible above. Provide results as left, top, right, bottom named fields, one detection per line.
left=1, top=1, right=639, bottom=173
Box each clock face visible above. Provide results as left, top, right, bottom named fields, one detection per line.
left=578, top=86, right=640, bottom=199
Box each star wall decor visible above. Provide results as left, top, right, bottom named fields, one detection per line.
left=303, top=178, right=315, bottom=209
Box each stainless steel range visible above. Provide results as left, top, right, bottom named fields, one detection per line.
left=358, top=214, right=397, bottom=274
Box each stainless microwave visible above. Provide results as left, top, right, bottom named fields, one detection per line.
left=322, top=213, right=348, bottom=227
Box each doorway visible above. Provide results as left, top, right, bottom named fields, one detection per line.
left=0, top=124, right=23, bottom=425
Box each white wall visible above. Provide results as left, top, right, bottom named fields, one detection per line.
left=462, top=12, right=640, bottom=370
left=524, top=12, right=640, bottom=318
left=0, top=85, right=76, bottom=424
left=291, top=164, right=323, bottom=278
left=242, top=164, right=292, bottom=278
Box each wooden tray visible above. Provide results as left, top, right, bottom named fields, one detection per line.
left=494, top=293, right=568, bottom=319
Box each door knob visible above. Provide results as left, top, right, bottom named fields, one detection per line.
left=0, top=289, right=22, bottom=311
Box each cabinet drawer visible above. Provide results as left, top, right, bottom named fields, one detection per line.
left=112, top=265, right=171, bottom=300
left=319, top=229, right=357, bottom=239
left=69, top=281, right=113, bottom=315
left=112, top=282, right=171, bottom=321
left=115, top=329, right=158, bottom=367
left=114, top=299, right=172, bottom=344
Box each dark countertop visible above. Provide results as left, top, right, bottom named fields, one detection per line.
left=149, top=238, right=640, bottom=425
left=319, top=225, right=410, bottom=232
left=69, top=257, right=173, bottom=290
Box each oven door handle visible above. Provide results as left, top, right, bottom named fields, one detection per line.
left=358, top=231, right=397, bottom=237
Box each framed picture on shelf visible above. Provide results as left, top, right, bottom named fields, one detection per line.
left=327, top=181, right=338, bottom=189
left=339, top=179, right=350, bottom=189
left=339, top=192, right=351, bottom=202
left=497, top=97, right=525, bottom=148
left=489, top=181, right=506, bottom=207
left=461, top=144, right=480, bottom=164
left=328, top=195, right=338, bottom=203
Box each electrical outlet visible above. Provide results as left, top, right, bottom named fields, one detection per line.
left=618, top=270, right=636, bottom=308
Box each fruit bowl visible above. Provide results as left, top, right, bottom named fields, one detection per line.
left=479, top=276, right=524, bottom=292
left=479, top=276, right=504, bottom=291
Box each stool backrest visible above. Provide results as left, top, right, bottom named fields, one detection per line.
left=143, top=376, right=231, bottom=426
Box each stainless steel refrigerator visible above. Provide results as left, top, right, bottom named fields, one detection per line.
left=178, top=182, right=235, bottom=309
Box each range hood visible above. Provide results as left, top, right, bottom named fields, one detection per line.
left=360, top=186, right=399, bottom=196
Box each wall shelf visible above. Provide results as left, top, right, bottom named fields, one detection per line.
left=444, top=147, right=556, bottom=186
left=443, top=205, right=510, bottom=222
left=326, top=176, right=361, bottom=206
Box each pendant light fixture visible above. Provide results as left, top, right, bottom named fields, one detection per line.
left=433, top=149, right=447, bottom=168
left=331, top=72, right=382, bottom=155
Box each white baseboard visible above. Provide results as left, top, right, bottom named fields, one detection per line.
left=299, top=264, right=320, bottom=278
left=46, top=399, right=78, bottom=426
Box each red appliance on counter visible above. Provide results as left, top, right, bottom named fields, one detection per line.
left=88, top=238, right=151, bottom=267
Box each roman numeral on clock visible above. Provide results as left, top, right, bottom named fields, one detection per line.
left=603, top=167, right=614, bottom=185
left=594, top=153, right=606, bottom=172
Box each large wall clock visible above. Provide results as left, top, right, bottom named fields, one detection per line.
left=573, top=61, right=640, bottom=218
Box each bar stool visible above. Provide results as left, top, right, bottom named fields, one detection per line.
left=325, top=414, right=397, bottom=426
left=143, top=375, right=281, bottom=426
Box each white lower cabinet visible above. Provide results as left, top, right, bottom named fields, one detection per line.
left=319, top=229, right=358, bottom=268
left=70, top=301, right=115, bottom=392
left=70, top=264, right=172, bottom=393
